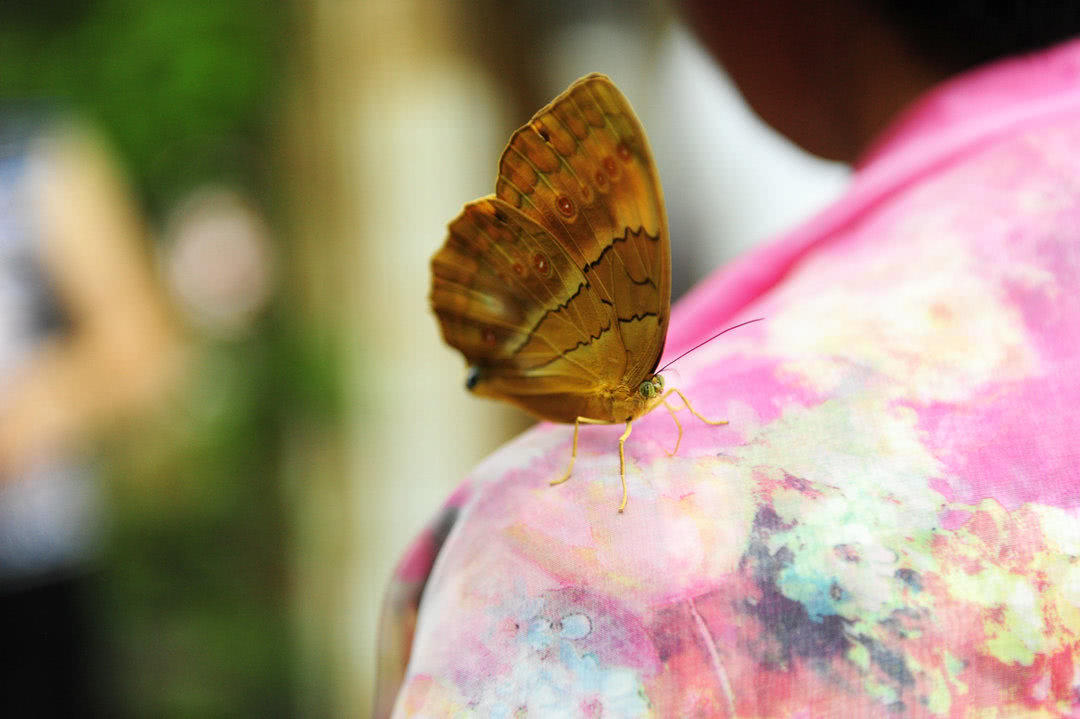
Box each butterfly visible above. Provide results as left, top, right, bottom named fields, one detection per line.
left=430, top=73, right=738, bottom=512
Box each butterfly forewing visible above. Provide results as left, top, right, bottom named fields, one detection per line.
left=430, top=74, right=671, bottom=423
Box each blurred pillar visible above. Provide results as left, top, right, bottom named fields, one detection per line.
left=283, top=0, right=529, bottom=715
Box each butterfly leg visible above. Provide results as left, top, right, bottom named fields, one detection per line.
left=551, top=417, right=605, bottom=486
left=662, top=388, right=729, bottom=427
left=617, top=421, right=633, bottom=513
left=662, top=400, right=684, bottom=457
left=550, top=418, right=582, bottom=486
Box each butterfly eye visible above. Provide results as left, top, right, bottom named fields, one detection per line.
left=639, top=380, right=657, bottom=399
left=465, top=366, right=482, bottom=390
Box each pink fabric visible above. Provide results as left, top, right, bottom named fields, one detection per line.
left=668, top=37, right=1080, bottom=360
left=378, top=39, right=1080, bottom=718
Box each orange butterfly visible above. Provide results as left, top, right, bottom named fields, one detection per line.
left=430, top=73, right=726, bottom=512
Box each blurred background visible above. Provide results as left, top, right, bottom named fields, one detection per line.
left=0, top=0, right=846, bottom=716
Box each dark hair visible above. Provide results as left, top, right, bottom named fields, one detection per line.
left=867, top=1, right=1080, bottom=72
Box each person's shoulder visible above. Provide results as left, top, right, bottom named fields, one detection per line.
left=386, top=365, right=1080, bottom=716
left=378, top=113, right=1080, bottom=712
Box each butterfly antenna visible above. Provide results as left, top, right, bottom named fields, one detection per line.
left=656, top=318, right=765, bottom=374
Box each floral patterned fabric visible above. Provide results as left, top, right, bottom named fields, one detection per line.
left=377, top=39, right=1080, bottom=718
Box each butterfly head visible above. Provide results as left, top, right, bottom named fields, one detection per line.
left=609, top=374, right=666, bottom=422
left=639, top=374, right=664, bottom=400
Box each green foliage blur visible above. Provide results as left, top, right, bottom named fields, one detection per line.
left=1, top=1, right=313, bottom=716
left=0, top=0, right=280, bottom=215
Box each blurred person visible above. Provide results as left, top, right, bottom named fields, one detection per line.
left=378, top=1, right=1080, bottom=716
left=0, top=118, right=183, bottom=715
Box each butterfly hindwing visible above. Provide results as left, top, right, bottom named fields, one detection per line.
left=431, top=198, right=617, bottom=392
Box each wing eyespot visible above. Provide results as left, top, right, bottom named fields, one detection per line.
left=533, top=253, right=551, bottom=276
left=556, top=195, right=575, bottom=217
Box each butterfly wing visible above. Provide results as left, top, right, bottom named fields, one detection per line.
left=430, top=74, right=670, bottom=423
